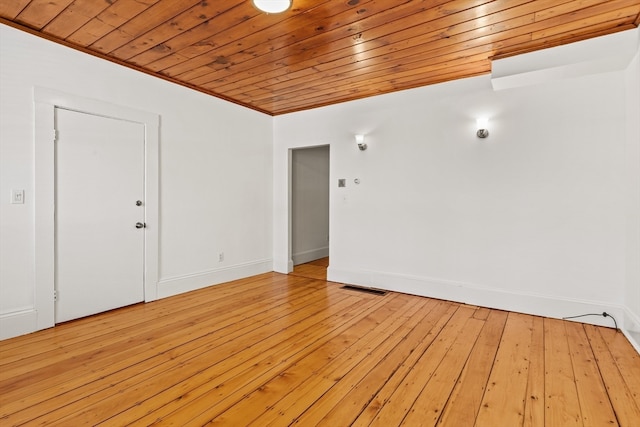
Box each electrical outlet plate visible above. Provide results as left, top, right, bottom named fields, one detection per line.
left=11, top=189, right=25, bottom=204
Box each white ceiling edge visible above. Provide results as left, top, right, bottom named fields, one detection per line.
left=491, top=27, right=640, bottom=91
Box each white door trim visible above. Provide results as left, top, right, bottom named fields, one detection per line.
left=34, top=87, right=159, bottom=330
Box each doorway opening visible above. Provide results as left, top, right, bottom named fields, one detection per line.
left=289, top=145, right=330, bottom=280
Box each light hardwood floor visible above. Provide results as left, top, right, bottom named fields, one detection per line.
left=289, top=257, right=329, bottom=281
left=1, top=271, right=639, bottom=426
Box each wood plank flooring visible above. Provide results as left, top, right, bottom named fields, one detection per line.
left=1, top=270, right=639, bottom=426
left=289, top=257, right=329, bottom=281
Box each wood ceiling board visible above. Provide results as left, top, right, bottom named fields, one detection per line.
left=65, top=1, right=162, bottom=46
left=110, top=3, right=241, bottom=61
left=217, top=1, right=492, bottom=77
left=179, top=1, right=512, bottom=95
left=1, top=0, right=638, bottom=115
left=250, top=64, right=484, bottom=112
left=156, top=0, right=370, bottom=80
left=139, top=0, right=340, bottom=74
left=15, top=0, right=75, bottom=29
left=127, top=6, right=257, bottom=67
left=220, top=18, right=537, bottom=104
left=256, top=59, right=490, bottom=112
left=218, top=15, right=536, bottom=99
left=89, top=1, right=206, bottom=54
left=1, top=0, right=30, bottom=20
left=175, top=0, right=605, bottom=101
left=42, top=1, right=115, bottom=40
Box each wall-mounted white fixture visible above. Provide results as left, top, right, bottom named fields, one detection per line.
left=252, top=0, right=291, bottom=13
left=355, top=134, right=367, bottom=151
left=476, top=118, right=489, bottom=138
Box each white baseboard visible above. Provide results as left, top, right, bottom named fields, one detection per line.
left=0, top=309, right=38, bottom=340
left=1, top=260, right=273, bottom=341
left=292, top=247, right=329, bottom=266
left=327, top=267, right=627, bottom=330
left=623, top=306, right=640, bottom=331
left=4, top=265, right=637, bottom=356
left=622, top=307, right=640, bottom=353
left=157, top=259, right=273, bottom=299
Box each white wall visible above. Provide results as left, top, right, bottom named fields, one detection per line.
left=2, top=22, right=638, bottom=341
left=0, top=24, right=273, bottom=339
left=274, top=29, right=639, bottom=330
left=625, top=30, right=640, bottom=343
left=291, top=146, right=330, bottom=265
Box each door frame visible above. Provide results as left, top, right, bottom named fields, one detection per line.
left=34, top=87, right=159, bottom=330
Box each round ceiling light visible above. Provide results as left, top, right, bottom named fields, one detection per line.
left=252, top=0, right=292, bottom=14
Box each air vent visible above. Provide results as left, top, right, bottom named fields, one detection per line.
left=341, top=285, right=387, bottom=296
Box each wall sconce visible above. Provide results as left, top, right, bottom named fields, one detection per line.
left=476, top=118, right=489, bottom=138
left=252, top=0, right=291, bottom=13
left=355, top=134, right=367, bottom=151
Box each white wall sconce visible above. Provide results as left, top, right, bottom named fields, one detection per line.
left=252, top=0, right=291, bottom=13
left=355, top=134, right=367, bottom=151
left=476, top=118, right=489, bottom=138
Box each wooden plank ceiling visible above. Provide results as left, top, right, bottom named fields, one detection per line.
left=1, top=0, right=639, bottom=115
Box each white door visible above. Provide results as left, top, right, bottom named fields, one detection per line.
left=55, top=108, right=145, bottom=323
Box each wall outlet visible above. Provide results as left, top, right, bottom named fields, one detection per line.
left=11, top=189, right=25, bottom=204
left=218, top=252, right=224, bottom=262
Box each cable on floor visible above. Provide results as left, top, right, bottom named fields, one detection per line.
left=562, top=312, right=618, bottom=330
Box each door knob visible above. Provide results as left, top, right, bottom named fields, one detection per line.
left=136, top=200, right=143, bottom=206
left=135, top=222, right=146, bottom=229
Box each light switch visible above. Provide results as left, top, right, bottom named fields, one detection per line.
left=11, top=189, right=25, bottom=204
left=338, top=179, right=346, bottom=187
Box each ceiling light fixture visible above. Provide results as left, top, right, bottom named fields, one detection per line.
left=252, top=0, right=292, bottom=13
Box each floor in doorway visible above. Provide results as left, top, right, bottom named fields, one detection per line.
left=289, top=257, right=328, bottom=281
